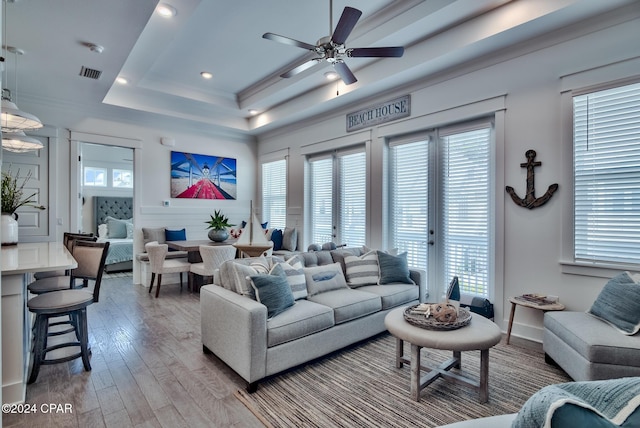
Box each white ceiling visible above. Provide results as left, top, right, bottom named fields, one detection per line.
left=3, top=0, right=635, bottom=140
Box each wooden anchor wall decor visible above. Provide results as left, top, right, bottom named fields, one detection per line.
left=506, top=149, right=558, bottom=209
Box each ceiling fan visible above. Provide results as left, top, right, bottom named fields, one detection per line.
left=262, top=2, right=404, bottom=85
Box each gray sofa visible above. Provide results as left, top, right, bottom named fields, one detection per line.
left=543, top=311, right=640, bottom=381
left=200, top=248, right=425, bottom=391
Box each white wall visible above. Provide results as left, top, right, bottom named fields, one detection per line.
left=256, top=15, right=640, bottom=341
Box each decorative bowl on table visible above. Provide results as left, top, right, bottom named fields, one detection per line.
left=403, top=303, right=472, bottom=330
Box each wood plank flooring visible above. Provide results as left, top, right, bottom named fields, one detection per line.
left=3, top=273, right=263, bottom=428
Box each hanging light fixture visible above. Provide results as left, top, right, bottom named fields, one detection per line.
left=1, top=0, right=43, bottom=144
left=1, top=130, right=43, bottom=152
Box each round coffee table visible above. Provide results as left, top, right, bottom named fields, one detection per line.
left=384, top=306, right=502, bottom=403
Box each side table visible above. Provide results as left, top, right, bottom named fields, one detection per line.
left=506, top=296, right=565, bottom=344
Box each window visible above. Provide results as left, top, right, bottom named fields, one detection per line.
left=84, top=167, right=107, bottom=187
left=388, top=123, right=493, bottom=299
left=262, top=159, right=287, bottom=230
left=573, top=82, right=640, bottom=266
left=113, top=169, right=133, bottom=188
left=307, top=148, right=367, bottom=247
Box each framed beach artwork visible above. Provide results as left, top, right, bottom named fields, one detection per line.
left=170, top=151, right=237, bottom=200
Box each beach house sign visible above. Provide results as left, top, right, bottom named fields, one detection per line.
left=346, top=95, right=410, bottom=132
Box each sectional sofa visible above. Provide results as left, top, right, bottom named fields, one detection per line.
left=200, top=248, right=426, bottom=391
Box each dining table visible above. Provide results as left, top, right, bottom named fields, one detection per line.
left=166, top=239, right=238, bottom=263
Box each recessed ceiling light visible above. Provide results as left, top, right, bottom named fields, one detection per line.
left=116, top=77, right=128, bottom=85
left=156, top=3, right=177, bottom=18
left=324, top=71, right=339, bottom=80
left=248, top=109, right=259, bottom=116
left=200, top=71, right=213, bottom=79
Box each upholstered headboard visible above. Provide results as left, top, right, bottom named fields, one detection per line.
left=94, top=196, right=133, bottom=233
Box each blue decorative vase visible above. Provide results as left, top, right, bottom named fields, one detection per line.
left=208, top=229, right=229, bottom=242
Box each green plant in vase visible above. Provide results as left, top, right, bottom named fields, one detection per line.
left=205, top=210, right=234, bottom=242
left=1, top=167, right=45, bottom=245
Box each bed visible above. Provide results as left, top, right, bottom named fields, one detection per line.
left=94, top=196, right=134, bottom=272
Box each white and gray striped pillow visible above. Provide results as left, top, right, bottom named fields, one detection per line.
left=275, top=257, right=307, bottom=300
left=344, top=251, right=379, bottom=287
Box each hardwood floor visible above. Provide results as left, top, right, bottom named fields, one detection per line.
left=3, top=273, right=263, bottom=428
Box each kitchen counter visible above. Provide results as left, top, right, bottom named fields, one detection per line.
left=1, top=242, right=77, bottom=405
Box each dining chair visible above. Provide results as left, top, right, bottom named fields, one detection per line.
left=27, top=240, right=110, bottom=383
left=145, top=241, right=192, bottom=298
left=33, top=232, right=96, bottom=279
left=189, top=245, right=236, bottom=291
left=28, top=235, right=100, bottom=295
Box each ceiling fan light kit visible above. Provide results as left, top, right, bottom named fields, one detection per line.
left=263, top=5, right=404, bottom=85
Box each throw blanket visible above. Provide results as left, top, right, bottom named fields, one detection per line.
left=513, top=377, right=640, bottom=428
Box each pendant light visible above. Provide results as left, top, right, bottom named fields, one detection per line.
left=2, top=130, right=43, bottom=153
left=1, top=0, right=43, bottom=152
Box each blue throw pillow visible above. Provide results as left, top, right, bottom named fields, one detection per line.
left=271, top=229, right=283, bottom=251
left=165, top=228, right=186, bottom=241
left=588, top=271, right=640, bottom=335
left=250, top=264, right=294, bottom=318
left=165, top=228, right=186, bottom=251
left=377, top=251, right=414, bottom=285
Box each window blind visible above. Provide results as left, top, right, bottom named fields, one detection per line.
left=389, top=140, right=429, bottom=270
left=573, top=82, right=640, bottom=265
left=338, top=151, right=366, bottom=247
left=261, top=159, right=287, bottom=230
left=441, top=127, right=491, bottom=297
left=309, top=157, right=334, bottom=244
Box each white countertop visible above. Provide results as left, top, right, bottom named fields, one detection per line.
left=1, top=242, right=77, bottom=275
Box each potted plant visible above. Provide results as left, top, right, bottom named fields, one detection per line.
left=205, top=209, right=234, bottom=242
left=1, top=168, right=45, bottom=245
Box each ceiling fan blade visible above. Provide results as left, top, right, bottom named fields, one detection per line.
left=333, top=62, right=357, bottom=85
left=281, top=58, right=321, bottom=78
left=263, top=32, right=317, bottom=51
left=348, top=47, right=405, bottom=58
left=331, top=7, right=362, bottom=45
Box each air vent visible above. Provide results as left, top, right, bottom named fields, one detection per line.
left=79, top=66, right=102, bottom=80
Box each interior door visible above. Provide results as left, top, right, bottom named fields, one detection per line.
left=2, top=136, right=50, bottom=240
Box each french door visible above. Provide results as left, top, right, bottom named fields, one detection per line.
left=389, top=121, right=494, bottom=300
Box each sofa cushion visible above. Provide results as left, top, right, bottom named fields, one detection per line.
left=300, top=250, right=334, bottom=267
left=357, top=284, right=418, bottom=310
left=344, top=251, right=379, bottom=287
left=308, top=288, right=382, bottom=324
left=271, top=229, right=284, bottom=251
left=330, top=247, right=363, bottom=273
left=276, top=257, right=307, bottom=300
left=588, top=271, right=640, bottom=335
left=512, top=377, right=640, bottom=428
left=304, top=263, right=349, bottom=296
left=544, top=311, right=640, bottom=367
left=142, top=227, right=166, bottom=245
left=266, top=300, right=335, bottom=347
left=250, top=264, right=294, bottom=318
left=218, top=261, right=259, bottom=299
left=282, top=227, right=297, bottom=251
left=377, top=251, right=414, bottom=285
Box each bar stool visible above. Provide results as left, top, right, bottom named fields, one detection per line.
left=28, top=234, right=99, bottom=295
left=146, top=242, right=192, bottom=298
left=27, top=240, right=110, bottom=383
left=33, top=232, right=96, bottom=280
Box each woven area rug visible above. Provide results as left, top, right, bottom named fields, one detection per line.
left=235, top=333, right=572, bottom=427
